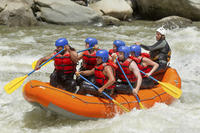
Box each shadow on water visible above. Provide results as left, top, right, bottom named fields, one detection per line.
left=22, top=107, right=89, bottom=129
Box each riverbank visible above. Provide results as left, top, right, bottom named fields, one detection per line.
left=0, top=0, right=200, bottom=27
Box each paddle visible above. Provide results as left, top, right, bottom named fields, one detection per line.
left=78, top=74, right=130, bottom=112
left=116, top=59, right=145, bottom=109
left=32, top=47, right=95, bottom=69
left=140, top=70, right=182, bottom=99
left=4, top=48, right=65, bottom=94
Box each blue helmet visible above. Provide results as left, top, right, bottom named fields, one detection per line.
left=85, top=37, right=98, bottom=48
left=85, top=37, right=93, bottom=44
left=130, top=45, right=141, bottom=57
left=96, top=49, right=109, bottom=63
left=113, top=40, right=126, bottom=51
left=55, top=38, right=68, bottom=48
left=118, top=46, right=130, bottom=59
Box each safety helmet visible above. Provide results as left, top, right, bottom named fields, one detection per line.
left=96, top=49, right=109, bottom=63
left=156, top=27, right=166, bottom=36
left=85, top=37, right=98, bottom=48
left=118, top=46, right=130, bottom=59
left=55, top=38, right=68, bottom=48
left=85, top=37, right=93, bottom=44
left=113, top=40, right=126, bottom=51
left=130, top=45, right=141, bottom=57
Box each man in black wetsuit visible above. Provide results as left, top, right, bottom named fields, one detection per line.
left=140, top=27, right=171, bottom=74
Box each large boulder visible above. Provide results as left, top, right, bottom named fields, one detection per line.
left=156, top=16, right=192, bottom=29
left=102, top=15, right=121, bottom=26
left=0, top=1, right=6, bottom=12
left=0, top=0, right=37, bottom=26
left=33, top=0, right=102, bottom=25
left=136, top=0, right=200, bottom=21
left=89, top=0, right=133, bottom=20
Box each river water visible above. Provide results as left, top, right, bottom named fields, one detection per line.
left=0, top=21, right=200, bottom=133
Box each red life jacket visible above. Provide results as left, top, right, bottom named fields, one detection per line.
left=82, top=50, right=97, bottom=70
left=109, top=49, right=114, bottom=55
left=117, top=58, right=137, bottom=83
left=94, top=62, right=116, bottom=89
left=129, top=56, right=152, bottom=77
left=138, top=57, right=152, bottom=77
left=54, top=52, right=76, bottom=74
left=141, top=53, right=150, bottom=58
left=108, top=60, right=118, bottom=70
left=129, top=56, right=141, bottom=64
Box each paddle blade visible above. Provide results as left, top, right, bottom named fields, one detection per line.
left=4, top=75, right=28, bottom=94
left=32, top=60, right=52, bottom=69
left=32, top=60, right=38, bottom=69
left=158, top=81, right=182, bottom=99
left=112, top=99, right=130, bottom=112
left=139, top=102, right=146, bottom=109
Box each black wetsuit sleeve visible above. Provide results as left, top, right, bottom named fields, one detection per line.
left=141, top=40, right=166, bottom=51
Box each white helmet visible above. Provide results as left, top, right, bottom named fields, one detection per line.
left=156, top=27, right=166, bottom=36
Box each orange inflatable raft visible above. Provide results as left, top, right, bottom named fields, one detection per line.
left=23, top=68, right=181, bottom=120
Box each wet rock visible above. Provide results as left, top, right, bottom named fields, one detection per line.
left=0, top=0, right=37, bottom=26
left=156, top=16, right=192, bottom=29
left=89, top=0, right=133, bottom=20
left=0, top=1, right=7, bottom=12
left=125, top=0, right=134, bottom=8
left=34, top=0, right=102, bottom=25
left=136, top=0, right=200, bottom=21
left=102, top=15, right=121, bottom=26
left=87, top=0, right=101, bottom=4
left=72, top=0, right=87, bottom=6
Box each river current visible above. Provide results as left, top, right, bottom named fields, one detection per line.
left=0, top=21, right=200, bottom=133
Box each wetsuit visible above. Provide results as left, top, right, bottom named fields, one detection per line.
left=140, top=39, right=171, bottom=74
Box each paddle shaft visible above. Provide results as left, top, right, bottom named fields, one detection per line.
left=79, top=74, right=114, bottom=100
left=140, top=70, right=182, bottom=99
left=77, top=47, right=93, bottom=53
left=4, top=47, right=94, bottom=94
left=140, top=70, right=159, bottom=82
left=79, top=74, right=130, bottom=112
left=29, top=48, right=65, bottom=76
left=116, top=59, right=142, bottom=103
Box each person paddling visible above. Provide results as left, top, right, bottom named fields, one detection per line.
left=76, top=37, right=98, bottom=86
left=35, top=38, right=78, bottom=92
left=115, top=46, right=142, bottom=96
left=76, top=50, right=117, bottom=98
left=109, top=40, right=125, bottom=61
left=130, top=45, right=159, bottom=89
left=140, top=27, right=171, bottom=74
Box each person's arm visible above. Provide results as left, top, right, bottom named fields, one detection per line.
left=141, top=40, right=166, bottom=51
left=111, top=53, right=117, bottom=62
left=99, top=66, right=115, bottom=93
left=78, top=53, right=83, bottom=60
left=129, top=61, right=142, bottom=95
left=142, top=57, right=159, bottom=76
left=78, top=68, right=95, bottom=76
left=35, top=53, right=54, bottom=70
left=65, top=45, right=78, bottom=63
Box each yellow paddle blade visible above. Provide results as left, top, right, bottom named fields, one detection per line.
left=4, top=75, right=28, bottom=94
left=32, top=60, right=53, bottom=69
left=112, top=99, right=130, bottom=112
left=32, top=60, right=38, bottom=69
left=139, top=102, right=146, bottom=109
left=158, top=81, right=182, bottom=99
